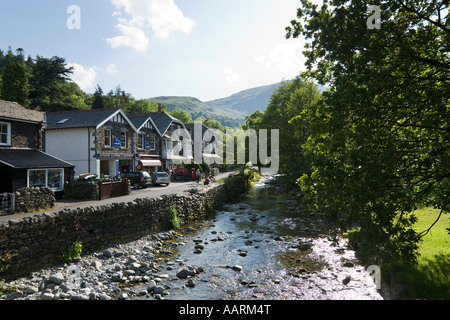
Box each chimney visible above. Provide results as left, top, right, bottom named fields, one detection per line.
left=158, top=103, right=162, bottom=113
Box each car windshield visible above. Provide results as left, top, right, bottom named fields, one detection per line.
left=156, top=173, right=168, bottom=177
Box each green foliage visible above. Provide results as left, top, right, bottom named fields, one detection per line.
left=0, top=61, right=30, bottom=106
left=244, top=77, right=321, bottom=180
left=150, top=96, right=245, bottom=128
left=284, top=0, right=449, bottom=268
left=171, top=108, right=193, bottom=124
left=61, top=240, right=83, bottom=264
left=244, top=166, right=262, bottom=188
left=0, top=280, right=16, bottom=295
left=169, top=208, right=181, bottom=230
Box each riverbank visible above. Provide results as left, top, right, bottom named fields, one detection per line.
left=1, top=175, right=382, bottom=301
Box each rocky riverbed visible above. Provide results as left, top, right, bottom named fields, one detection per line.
left=0, top=176, right=383, bottom=301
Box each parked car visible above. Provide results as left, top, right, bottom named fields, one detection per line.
left=117, top=171, right=152, bottom=189
left=152, top=172, right=171, bottom=186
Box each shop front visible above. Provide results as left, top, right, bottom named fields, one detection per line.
left=97, top=153, right=136, bottom=178
left=136, top=155, right=162, bottom=173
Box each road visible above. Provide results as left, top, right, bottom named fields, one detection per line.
left=0, top=172, right=234, bottom=223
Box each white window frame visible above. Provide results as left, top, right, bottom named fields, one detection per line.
left=120, top=131, right=127, bottom=148
left=150, top=135, right=156, bottom=150
left=0, top=121, right=11, bottom=146
left=104, top=129, right=112, bottom=147
left=27, top=168, right=65, bottom=192
left=138, top=134, right=144, bottom=150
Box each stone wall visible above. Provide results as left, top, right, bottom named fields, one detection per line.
left=0, top=176, right=245, bottom=281
left=13, top=187, right=55, bottom=214
left=63, top=180, right=99, bottom=201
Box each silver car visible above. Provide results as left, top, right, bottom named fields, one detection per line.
left=152, top=172, right=171, bottom=186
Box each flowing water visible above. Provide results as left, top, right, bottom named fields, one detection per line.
left=136, top=176, right=382, bottom=300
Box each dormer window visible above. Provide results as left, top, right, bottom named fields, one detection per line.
left=0, top=121, right=11, bottom=146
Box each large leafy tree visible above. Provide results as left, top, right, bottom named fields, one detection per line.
left=244, top=78, right=321, bottom=181
left=28, top=55, right=75, bottom=110
left=287, top=0, right=449, bottom=266
left=0, top=61, right=30, bottom=106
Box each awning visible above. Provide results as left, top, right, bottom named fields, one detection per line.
left=139, top=160, right=162, bottom=167
left=203, top=154, right=222, bottom=159
left=0, top=149, right=74, bottom=169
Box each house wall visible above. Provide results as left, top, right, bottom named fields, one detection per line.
left=136, top=127, right=160, bottom=157
left=96, top=121, right=137, bottom=175
left=45, top=128, right=97, bottom=176
left=0, top=119, right=42, bottom=150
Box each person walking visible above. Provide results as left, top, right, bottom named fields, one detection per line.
left=196, top=169, right=201, bottom=183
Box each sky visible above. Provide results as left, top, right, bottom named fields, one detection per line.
left=0, top=0, right=307, bottom=102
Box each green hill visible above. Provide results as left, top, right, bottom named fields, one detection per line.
left=150, top=96, right=246, bottom=128
left=206, top=82, right=283, bottom=116
left=150, top=82, right=286, bottom=128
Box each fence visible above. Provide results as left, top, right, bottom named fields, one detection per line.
left=98, top=179, right=129, bottom=200
left=1, top=192, right=13, bottom=215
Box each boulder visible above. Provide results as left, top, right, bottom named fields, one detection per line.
left=176, top=265, right=197, bottom=279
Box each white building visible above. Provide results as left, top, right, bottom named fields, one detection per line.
left=44, top=108, right=139, bottom=179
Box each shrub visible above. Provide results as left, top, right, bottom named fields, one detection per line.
left=62, top=240, right=83, bottom=264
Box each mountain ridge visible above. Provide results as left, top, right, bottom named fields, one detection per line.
left=150, top=81, right=284, bottom=127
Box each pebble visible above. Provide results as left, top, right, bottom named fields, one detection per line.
left=0, top=230, right=182, bottom=301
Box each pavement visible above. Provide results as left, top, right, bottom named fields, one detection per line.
left=0, top=171, right=235, bottom=223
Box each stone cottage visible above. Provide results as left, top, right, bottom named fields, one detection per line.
left=0, top=100, right=74, bottom=193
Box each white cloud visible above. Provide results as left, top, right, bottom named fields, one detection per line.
left=106, top=64, right=119, bottom=75
left=68, top=63, right=98, bottom=92
left=224, top=67, right=240, bottom=82
left=254, top=42, right=306, bottom=80
left=107, top=0, right=196, bottom=51
left=107, top=24, right=149, bottom=52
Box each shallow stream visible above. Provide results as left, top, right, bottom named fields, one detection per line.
left=135, top=176, right=382, bottom=300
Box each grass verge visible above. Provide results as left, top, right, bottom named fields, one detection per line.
left=398, top=207, right=450, bottom=299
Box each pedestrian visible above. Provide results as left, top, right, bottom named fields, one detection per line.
left=196, top=169, right=201, bottom=183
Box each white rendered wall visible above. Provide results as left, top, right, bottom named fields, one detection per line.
left=45, top=128, right=99, bottom=176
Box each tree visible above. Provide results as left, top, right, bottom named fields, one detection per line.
left=128, top=99, right=166, bottom=114
left=243, top=77, right=321, bottom=181
left=28, top=55, right=74, bottom=110
left=0, top=61, right=30, bottom=106
left=91, top=85, right=105, bottom=109
left=287, top=0, right=449, bottom=267
left=171, top=109, right=193, bottom=124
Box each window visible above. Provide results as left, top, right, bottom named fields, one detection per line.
left=120, top=131, right=127, bottom=148
left=104, top=129, right=111, bottom=147
left=150, top=136, right=156, bottom=150
left=28, top=169, right=64, bottom=192
left=138, top=134, right=144, bottom=150
left=163, top=139, right=173, bottom=151
left=57, top=118, right=70, bottom=124
left=47, top=169, right=64, bottom=191
left=0, top=122, right=11, bottom=145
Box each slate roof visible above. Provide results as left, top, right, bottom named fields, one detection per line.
left=147, top=112, right=187, bottom=136
left=0, top=100, right=45, bottom=123
left=0, top=149, right=74, bottom=169
left=127, top=114, right=162, bottom=136
left=45, top=108, right=120, bottom=130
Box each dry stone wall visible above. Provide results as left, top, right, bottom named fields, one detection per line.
left=13, top=187, right=56, bottom=214
left=0, top=177, right=245, bottom=281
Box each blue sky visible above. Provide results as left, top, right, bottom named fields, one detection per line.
left=0, top=0, right=307, bottom=101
